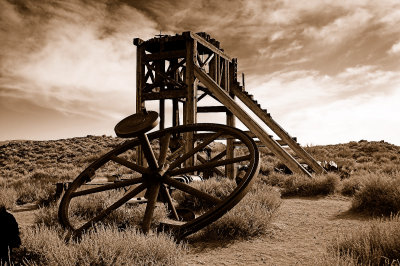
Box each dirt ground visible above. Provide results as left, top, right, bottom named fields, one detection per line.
left=12, top=196, right=368, bottom=265
left=184, top=196, right=369, bottom=265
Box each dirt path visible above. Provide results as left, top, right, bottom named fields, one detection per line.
left=184, top=196, right=369, bottom=265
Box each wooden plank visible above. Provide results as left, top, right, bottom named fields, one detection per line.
left=186, top=32, right=232, bottom=61
left=145, top=62, right=185, bottom=89
left=197, top=106, right=228, bottom=113
left=226, top=89, right=235, bottom=179
left=144, top=50, right=186, bottom=61
left=142, top=90, right=187, bottom=100
left=232, top=85, right=325, bottom=174
left=184, top=38, right=196, bottom=168
left=234, top=140, right=287, bottom=147
left=194, top=65, right=312, bottom=177
left=136, top=44, right=145, bottom=166
left=193, top=132, right=237, bottom=141
left=172, top=99, right=179, bottom=127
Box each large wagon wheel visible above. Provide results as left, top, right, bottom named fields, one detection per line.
left=59, top=111, right=259, bottom=240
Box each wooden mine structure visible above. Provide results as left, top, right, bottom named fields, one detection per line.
left=133, top=31, right=325, bottom=178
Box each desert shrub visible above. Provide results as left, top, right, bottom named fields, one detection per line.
left=56, top=192, right=166, bottom=230
left=0, top=186, right=18, bottom=209
left=340, top=176, right=363, bottom=197
left=16, top=225, right=186, bottom=265
left=15, top=182, right=45, bottom=205
left=328, top=215, right=400, bottom=265
left=281, top=173, right=340, bottom=197
left=351, top=174, right=400, bottom=216
left=257, top=171, right=288, bottom=187
left=34, top=203, right=62, bottom=228
left=198, top=184, right=281, bottom=240
left=173, top=177, right=236, bottom=211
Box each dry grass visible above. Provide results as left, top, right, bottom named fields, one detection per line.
left=3, top=136, right=400, bottom=263
left=328, top=215, right=400, bottom=265
left=351, top=173, right=400, bottom=216
left=35, top=193, right=169, bottom=230
left=198, top=184, right=281, bottom=240
left=0, top=136, right=122, bottom=205
left=14, top=225, right=186, bottom=265
left=173, top=177, right=237, bottom=211
left=0, top=185, right=17, bottom=210
left=280, top=173, right=340, bottom=197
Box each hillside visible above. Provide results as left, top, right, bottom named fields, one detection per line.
left=1, top=137, right=400, bottom=265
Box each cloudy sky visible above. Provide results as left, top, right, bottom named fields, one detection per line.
left=1, top=0, right=399, bottom=145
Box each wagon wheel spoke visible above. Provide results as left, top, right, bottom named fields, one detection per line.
left=166, top=145, right=185, bottom=162
left=163, top=176, right=221, bottom=205
left=168, top=131, right=223, bottom=170
left=71, top=178, right=144, bottom=198
left=168, top=155, right=251, bottom=176
left=158, top=133, right=171, bottom=166
left=75, top=183, right=147, bottom=234
left=110, top=155, right=150, bottom=174
left=197, top=154, right=224, bottom=176
left=160, top=184, right=179, bottom=220
left=141, top=183, right=161, bottom=233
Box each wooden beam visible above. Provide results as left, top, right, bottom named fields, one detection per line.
left=136, top=44, right=145, bottom=166
left=144, top=50, right=186, bottom=61
left=184, top=38, right=196, bottom=169
left=232, top=85, right=326, bottom=174
left=186, top=32, right=232, bottom=61
left=142, top=90, right=187, bottom=100
left=194, top=65, right=312, bottom=177
left=197, top=106, right=228, bottom=113
left=145, top=62, right=185, bottom=89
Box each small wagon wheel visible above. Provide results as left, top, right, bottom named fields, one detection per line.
left=58, top=111, right=259, bottom=240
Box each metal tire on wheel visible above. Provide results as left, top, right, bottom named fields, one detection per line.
left=58, top=123, right=259, bottom=240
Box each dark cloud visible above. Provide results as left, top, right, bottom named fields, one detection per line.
left=1, top=0, right=400, bottom=143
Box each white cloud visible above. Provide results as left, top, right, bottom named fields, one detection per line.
left=303, top=8, right=373, bottom=44
left=388, top=40, right=400, bottom=55
left=245, top=65, right=400, bottom=144
left=1, top=1, right=158, bottom=120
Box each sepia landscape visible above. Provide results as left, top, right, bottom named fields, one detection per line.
left=1, top=136, right=400, bottom=265
left=1, top=0, right=400, bottom=265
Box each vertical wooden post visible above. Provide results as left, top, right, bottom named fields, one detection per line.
left=172, top=99, right=179, bottom=127
left=136, top=43, right=145, bottom=166
left=226, top=60, right=236, bottom=179
left=184, top=38, right=196, bottom=169
left=209, top=53, right=217, bottom=82
left=156, top=59, right=165, bottom=130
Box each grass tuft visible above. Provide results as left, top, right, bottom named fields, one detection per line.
left=173, top=177, right=236, bottom=211
left=281, top=173, right=340, bottom=197
left=198, top=184, right=281, bottom=240
left=328, top=215, right=400, bottom=265
left=15, top=225, right=186, bottom=265
left=351, top=173, right=400, bottom=216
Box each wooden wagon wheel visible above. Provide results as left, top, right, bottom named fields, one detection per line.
left=58, top=111, right=259, bottom=240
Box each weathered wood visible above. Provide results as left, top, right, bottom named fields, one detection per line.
left=193, top=132, right=236, bottom=141
left=197, top=106, right=228, bottom=113
left=136, top=44, right=145, bottom=166
left=133, top=38, right=144, bottom=46
left=144, top=50, right=186, bottom=61
left=194, top=65, right=312, bottom=177
left=184, top=38, right=196, bottom=168
left=142, top=90, right=187, bottom=100
left=232, top=85, right=325, bottom=174
left=145, top=62, right=185, bottom=89
left=186, top=32, right=231, bottom=61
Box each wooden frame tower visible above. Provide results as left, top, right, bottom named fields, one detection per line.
left=133, top=31, right=325, bottom=177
